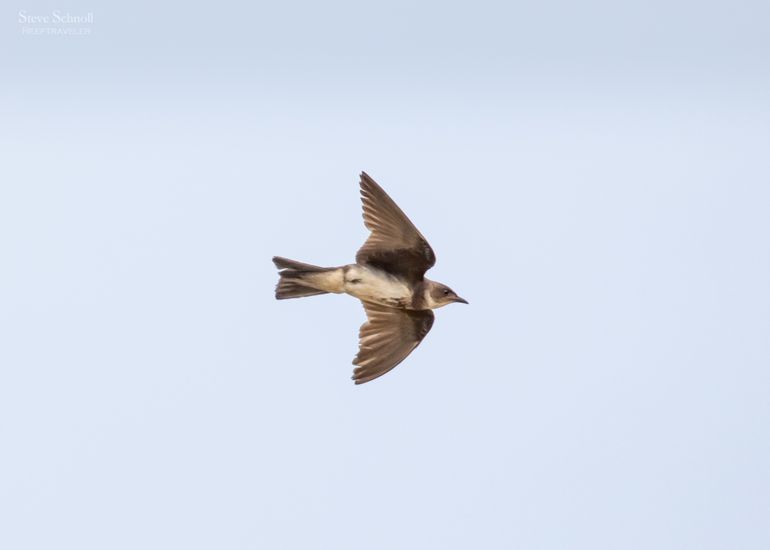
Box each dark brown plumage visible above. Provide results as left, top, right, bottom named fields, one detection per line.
left=352, top=302, right=435, bottom=384
left=356, top=172, right=436, bottom=285
left=273, top=172, right=467, bottom=384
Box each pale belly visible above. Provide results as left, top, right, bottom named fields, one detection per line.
left=342, top=265, right=412, bottom=308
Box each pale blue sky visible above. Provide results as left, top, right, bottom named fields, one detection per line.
left=1, top=1, right=769, bottom=549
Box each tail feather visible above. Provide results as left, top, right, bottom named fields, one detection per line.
left=273, top=256, right=329, bottom=272
left=276, top=279, right=328, bottom=300
left=272, top=256, right=333, bottom=300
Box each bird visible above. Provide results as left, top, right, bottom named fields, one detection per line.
left=273, top=172, right=467, bottom=384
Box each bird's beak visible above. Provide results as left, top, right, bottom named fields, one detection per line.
left=453, top=296, right=469, bottom=304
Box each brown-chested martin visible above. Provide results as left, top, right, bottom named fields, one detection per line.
left=273, top=172, right=467, bottom=384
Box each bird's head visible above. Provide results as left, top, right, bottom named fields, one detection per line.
left=427, top=282, right=468, bottom=308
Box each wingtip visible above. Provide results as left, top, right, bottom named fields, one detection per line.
left=359, top=171, right=377, bottom=188
left=351, top=364, right=372, bottom=385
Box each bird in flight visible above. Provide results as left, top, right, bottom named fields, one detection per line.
left=273, top=172, right=467, bottom=384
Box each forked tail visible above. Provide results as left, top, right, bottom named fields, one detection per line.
left=272, top=256, right=332, bottom=300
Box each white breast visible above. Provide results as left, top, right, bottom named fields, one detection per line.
left=343, top=265, right=412, bottom=307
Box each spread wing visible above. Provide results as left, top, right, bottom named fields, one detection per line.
left=352, top=301, right=435, bottom=385
left=356, top=172, right=436, bottom=284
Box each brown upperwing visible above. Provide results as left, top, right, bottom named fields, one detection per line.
left=355, top=172, right=436, bottom=284
left=352, top=301, right=435, bottom=384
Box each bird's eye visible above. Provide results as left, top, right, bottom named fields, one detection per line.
left=443, top=289, right=450, bottom=295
